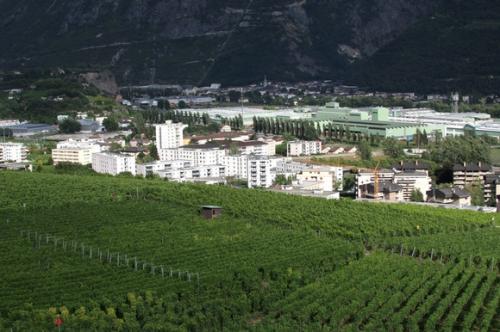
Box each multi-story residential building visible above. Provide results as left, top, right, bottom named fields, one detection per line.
left=393, top=171, right=432, bottom=201
left=453, top=162, right=493, bottom=188
left=92, top=153, right=136, bottom=176
left=136, top=160, right=192, bottom=177
left=483, top=174, right=500, bottom=205
left=159, top=145, right=226, bottom=166
left=236, top=141, right=276, bottom=156
left=157, top=165, right=226, bottom=181
left=247, top=156, right=283, bottom=188
left=155, top=120, right=188, bottom=149
left=275, top=159, right=309, bottom=177
left=0, top=142, right=27, bottom=163
left=224, top=155, right=249, bottom=179
left=52, top=140, right=101, bottom=165
left=287, top=140, right=322, bottom=156
left=296, top=167, right=344, bottom=191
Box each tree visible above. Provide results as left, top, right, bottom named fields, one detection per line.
left=467, top=182, right=485, bottom=206
left=410, top=189, right=424, bottom=202
left=357, top=141, right=372, bottom=161
left=303, top=122, right=318, bottom=140
left=429, top=136, right=491, bottom=167
left=382, top=138, right=404, bottom=159
left=178, top=100, right=188, bottom=109
left=59, top=119, right=81, bottom=134
left=343, top=174, right=356, bottom=192
left=103, top=118, right=119, bottom=132
left=228, top=90, right=241, bottom=103
left=149, top=144, right=159, bottom=160
left=276, top=142, right=288, bottom=156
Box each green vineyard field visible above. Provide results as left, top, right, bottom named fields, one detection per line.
left=0, top=172, right=498, bottom=331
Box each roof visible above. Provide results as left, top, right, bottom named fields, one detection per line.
left=190, top=131, right=252, bottom=141
left=200, top=205, right=223, bottom=209
left=393, top=161, right=430, bottom=171
left=367, top=182, right=402, bottom=193
left=429, top=187, right=470, bottom=199
left=453, top=162, right=492, bottom=172
left=181, top=143, right=223, bottom=150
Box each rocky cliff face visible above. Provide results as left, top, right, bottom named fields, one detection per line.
left=0, top=0, right=498, bottom=92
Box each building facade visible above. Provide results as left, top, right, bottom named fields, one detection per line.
left=224, top=155, right=249, bottom=179
left=52, top=140, right=101, bottom=165
left=287, top=141, right=322, bottom=156
left=92, top=153, right=136, bottom=176
left=159, top=146, right=225, bottom=166
left=453, top=162, right=493, bottom=188
left=0, top=143, right=27, bottom=163
left=155, top=120, right=188, bottom=150
left=247, top=156, right=283, bottom=188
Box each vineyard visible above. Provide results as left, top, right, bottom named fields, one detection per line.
left=0, top=171, right=499, bottom=331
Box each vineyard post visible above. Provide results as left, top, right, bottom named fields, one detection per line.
left=134, top=257, right=138, bottom=271
left=430, top=249, right=434, bottom=261
left=178, top=271, right=181, bottom=279
left=81, top=244, right=85, bottom=257
left=89, top=247, right=93, bottom=259
left=143, top=263, right=146, bottom=271
left=187, top=273, right=191, bottom=282
left=469, top=255, right=472, bottom=267
left=117, top=253, right=120, bottom=267
left=400, top=245, right=403, bottom=256
left=151, top=265, right=155, bottom=275
left=46, top=234, right=49, bottom=244
left=161, top=266, right=164, bottom=278
left=170, top=268, right=173, bottom=277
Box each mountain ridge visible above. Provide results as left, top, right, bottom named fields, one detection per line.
left=0, top=0, right=498, bottom=93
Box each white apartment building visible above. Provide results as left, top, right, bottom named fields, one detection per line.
left=92, top=153, right=136, bottom=176
left=275, top=159, right=309, bottom=177
left=393, top=171, right=432, bottom=201
left=158, top=165, right=226, bottom=182
left=296, top=167, right=344, bottom=192
left=287, top=141, right=322, bottom=157
left=237, top=141, right=276, bottom=156
left=159, top=146, right=225, bottom=166
left=155, top=120, right=188, bottom=149
left=52, top=140, right=101, bottom=165
left=136, top=159, right=226, bottom=182
left=224, top=155, right=249, bottom=179
left=136, top=160, right=192, bottom=177
left=0, top=142, right=27, bottom=163
left=247, top=156, right=283, bottom=188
